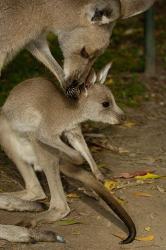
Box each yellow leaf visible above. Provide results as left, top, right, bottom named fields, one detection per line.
left=67, top=193, right=80, bottom=199
left=115, top=196, right=127, bottom=205
left=104, top=180, right=118, bottom=191
left=136, top=235, right=154, bottom=241
left=145, top=227, right=151, bottom=232
left=58, top=219, right=82, bottom=226
left=135, top=173, right=161, bottom=180
left=72, top=231, right=80, bottom=235
left=123, top=121, right=136, bottom=128
left=133, top=192, right=152, bottom=197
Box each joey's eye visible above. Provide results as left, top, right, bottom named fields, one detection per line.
left=80, top=47, right=90, bottom=59
left=102, top=101, right=110, bottom=108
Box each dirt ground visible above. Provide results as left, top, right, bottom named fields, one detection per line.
left=0, top=75, right=166, bottom=250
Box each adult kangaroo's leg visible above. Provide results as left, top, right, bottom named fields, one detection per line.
left=64, top=126, right=104, bottom=181
left=0, top=225, right=64, bottom=243
left=25, top=140, right=70, bottom=225
left=0, top=115, right=46, bottom=201
left=27, top=36, right=65, bottom=88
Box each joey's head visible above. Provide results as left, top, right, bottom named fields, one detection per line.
left=57, top=0, right=155, bottom=98
left=78, top=63, right=125, bottom=125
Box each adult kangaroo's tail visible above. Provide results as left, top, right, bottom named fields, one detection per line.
left=60, top=163, right=136, bottom=244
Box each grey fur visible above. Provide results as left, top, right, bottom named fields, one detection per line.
left=0, top=64, right=124, bottom=242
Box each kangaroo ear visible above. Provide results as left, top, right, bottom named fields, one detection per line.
left=85, top=2, right=119, bottom=25
left=120, top=0, right=155, bottom=19
left=97, top=62, right=112, bottom=85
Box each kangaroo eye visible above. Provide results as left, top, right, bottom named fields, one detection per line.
left=102, top=101, right=110, bottom=108
left=80, top=47, right=90, bottom=59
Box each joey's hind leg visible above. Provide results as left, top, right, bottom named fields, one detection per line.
left=3, top=161, right=46, bottom=201
left=24, top=140, right=70, bottom=226
left=64, top=126, right=104, bottom=182
left=0, top=116, right=46, bottom=201
left=4, top=160, right=46, bottom=201
left=4, top=162, right=46, bottom=201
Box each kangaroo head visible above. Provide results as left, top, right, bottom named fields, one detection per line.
left=58, top=25, right=111, bottom=89
left=78, top=62, right=125, bottom=125
left=58, top=0, right=155, bottom=91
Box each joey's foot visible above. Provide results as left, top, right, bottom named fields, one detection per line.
left=0, top=194, right=47, bottom=212
left=3, top=190, right=46, bottom=201
left=95, top=171, right=105, bottom=182
left=18, top=206, right=70, bottom=227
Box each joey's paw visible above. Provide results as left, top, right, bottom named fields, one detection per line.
left=72, top=153, right=85, bottom=165
left=95, top=171, right=105, bottom=182
left=66, top=84, right=82, bottom=99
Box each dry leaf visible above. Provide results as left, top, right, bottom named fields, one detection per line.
left=123, top=121, right=136, bottom=128
left=97, top=163, right=107, bottom=169
left=115, top=196, right=127, bottom=205
left=115, top=170, right=155, bottom=179
left=104, top=180, right=118, bottom=191
left=58, top=219, right=82, bottom=226
left=145, top=227, right=151, bottom=232
left=136, top=235, right=154, bottom=241
left=156, top=185, right=165, bottom=193
left=72, top=231, right=81, bottom=235
left=133, top=192, right=152, bottom=197
left=118, top=147, right=129, bottom=154
left=116, top=172, right=134, bottom=179
left=135, top=173, right=161, bottom=180
left=67, top=193, right=80, bottom=199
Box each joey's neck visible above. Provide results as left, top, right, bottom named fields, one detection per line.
left=62, top=103, right=87, bottom=132
left=45, top=92, right=87, bottom=135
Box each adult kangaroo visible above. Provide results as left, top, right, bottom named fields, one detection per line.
left=0, top=0, right=155, bottom=97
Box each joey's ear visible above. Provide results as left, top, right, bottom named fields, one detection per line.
left=120, top=0, right=155, bottom=19
left=85, top=3, right=118, bottom=25
left=97, top=62, right=112, bottom=84
left=86, top=69, right=97, bottom=87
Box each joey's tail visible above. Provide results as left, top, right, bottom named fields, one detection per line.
left=60, top=163, right=136, bottom=244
